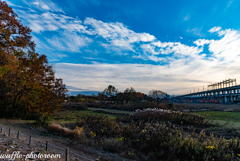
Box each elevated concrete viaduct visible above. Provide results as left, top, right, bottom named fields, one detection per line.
left=177, top=85, right=240, bottom=103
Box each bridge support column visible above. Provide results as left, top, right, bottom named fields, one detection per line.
left=224, top=96, right=227, bottom=103
left=230, top=96, right=233, bottom=102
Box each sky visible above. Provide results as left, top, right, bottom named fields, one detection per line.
left=5, top=0, right=240, bottom=95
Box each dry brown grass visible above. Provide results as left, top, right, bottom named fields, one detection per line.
left=48, top=123, right=73, bottom=137
left=48, top=123, right=62, bottom=132
left=61, top=127, right=73, bottom=136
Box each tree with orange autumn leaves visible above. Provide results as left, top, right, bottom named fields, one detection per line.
left=0, top=1, right=67, bottom=118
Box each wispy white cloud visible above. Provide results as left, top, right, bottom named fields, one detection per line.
left=194, top=39, right=213, bottom=46
left=141, top=41, right=203, bottom=62
left=225, top=0, right=235, bottom=11
left=141, top=44, right=161, bottom=55
left=208, top=26, right=222, bottom=33
left=17, top=11, right=87, bottom=33
left=153, top=41, right=202, bottom=56
left=84, top=18, right=156, bottom=51
left=187, top=27, right=205, bottom=37
left=23, top=0, right=65, bottom=13
left=47, top=31, right=93, bottom=52
left=5, top=0, right=23, bottom=8
left=183, top=14, right=190, bottom=21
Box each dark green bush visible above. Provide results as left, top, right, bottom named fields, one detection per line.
left=132, top=108, right=206, bottom=126
left=63, top=104, right=88, bottom=110
left=34, top=114, right=50, bottom=127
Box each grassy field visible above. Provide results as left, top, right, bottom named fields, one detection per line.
left=53, top=107, right=134, bottom=123
left=196, top=111, right=240, bottom=130
left=196, top=111, right=240, bottom=122
left=88, top=107, right=133, bottom=114
left=54, top=107, right=240, bottom=125
left=174, top=102, right=240, bottom=111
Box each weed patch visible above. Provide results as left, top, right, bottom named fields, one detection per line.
left=45, top=109, right=240, bottom=160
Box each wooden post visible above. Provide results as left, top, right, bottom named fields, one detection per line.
left=29, top=135, right=31, bottom=145
left=65, top=147, right=69, bottom=161
left=17, top=131, right=19, bottom=139
left=9, top=128, right=10, bottom=137
left=46, top=141, right=48, bottom=152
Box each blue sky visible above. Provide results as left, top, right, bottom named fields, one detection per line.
left=5, top=0, right=240, bottom=95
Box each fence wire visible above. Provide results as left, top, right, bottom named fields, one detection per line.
left=0, top=126, right=95, bottom=161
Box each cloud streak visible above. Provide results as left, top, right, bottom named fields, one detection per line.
left=23, top=0, right=65, bottom=13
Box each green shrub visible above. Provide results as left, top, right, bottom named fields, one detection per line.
left=63, top=104, right=88, bottom=110
left=132, top=108, right=206, bottom=126
left=34, top=114, right=50, bottom=127
left=76, top=115, right=122, bottom=138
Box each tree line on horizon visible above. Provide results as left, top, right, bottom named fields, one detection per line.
left=0, top=1, right=68, bottom=119
left=67, top=85, right=167, bottom=103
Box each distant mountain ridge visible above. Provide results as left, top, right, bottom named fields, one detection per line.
left=67, top=91, right=100, bottom=96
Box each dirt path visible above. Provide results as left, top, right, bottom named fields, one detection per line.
left=0, top=119, right=121, bottom=161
